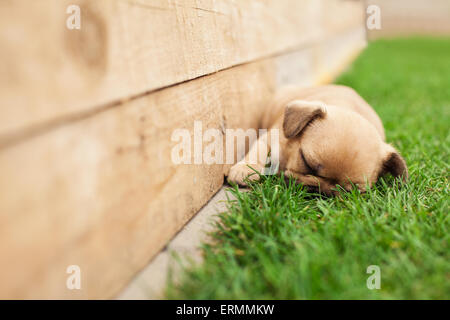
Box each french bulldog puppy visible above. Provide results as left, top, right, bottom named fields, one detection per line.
left=227, top=85, right=408, bottom=195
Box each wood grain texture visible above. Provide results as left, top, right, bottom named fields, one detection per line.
left=0, top=0, right=364, bottom=139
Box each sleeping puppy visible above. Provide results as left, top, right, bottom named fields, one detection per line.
left=227, top=85, right=408, bottom=195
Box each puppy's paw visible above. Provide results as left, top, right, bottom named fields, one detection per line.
left=227, top=163, right=262, bottom=186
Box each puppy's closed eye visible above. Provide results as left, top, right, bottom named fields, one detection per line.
left=300, top=150, right=316, bottom=175
left=300, top=150, right=324, bottom=176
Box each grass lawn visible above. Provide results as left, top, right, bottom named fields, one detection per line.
left=167, top=38, right=450, bottom=299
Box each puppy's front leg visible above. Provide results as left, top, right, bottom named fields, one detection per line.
left=227, top=132, right=271, bottom=186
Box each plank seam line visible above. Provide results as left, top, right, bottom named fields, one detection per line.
left=0, top=27, right=363, bottom=150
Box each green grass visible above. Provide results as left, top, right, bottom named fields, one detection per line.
left=167, top=37, right=450, bottom=299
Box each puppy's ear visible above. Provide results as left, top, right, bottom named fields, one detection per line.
left=380, top=145, right=409, bottom=181
left=283, top=100, right=326, bottom=138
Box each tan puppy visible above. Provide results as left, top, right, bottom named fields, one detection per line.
left=227, top=85, right=408, bottom=195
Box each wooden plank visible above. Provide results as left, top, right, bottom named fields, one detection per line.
left=0, top=0, right=364, bottom=138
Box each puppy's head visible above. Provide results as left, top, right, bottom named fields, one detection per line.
left=282, top=100, right=408, bottom=195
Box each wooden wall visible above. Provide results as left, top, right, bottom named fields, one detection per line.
left=0, top=0, right=366, bottom=298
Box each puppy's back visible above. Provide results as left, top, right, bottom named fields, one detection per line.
left=261, top=85, right=385, bottom=140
